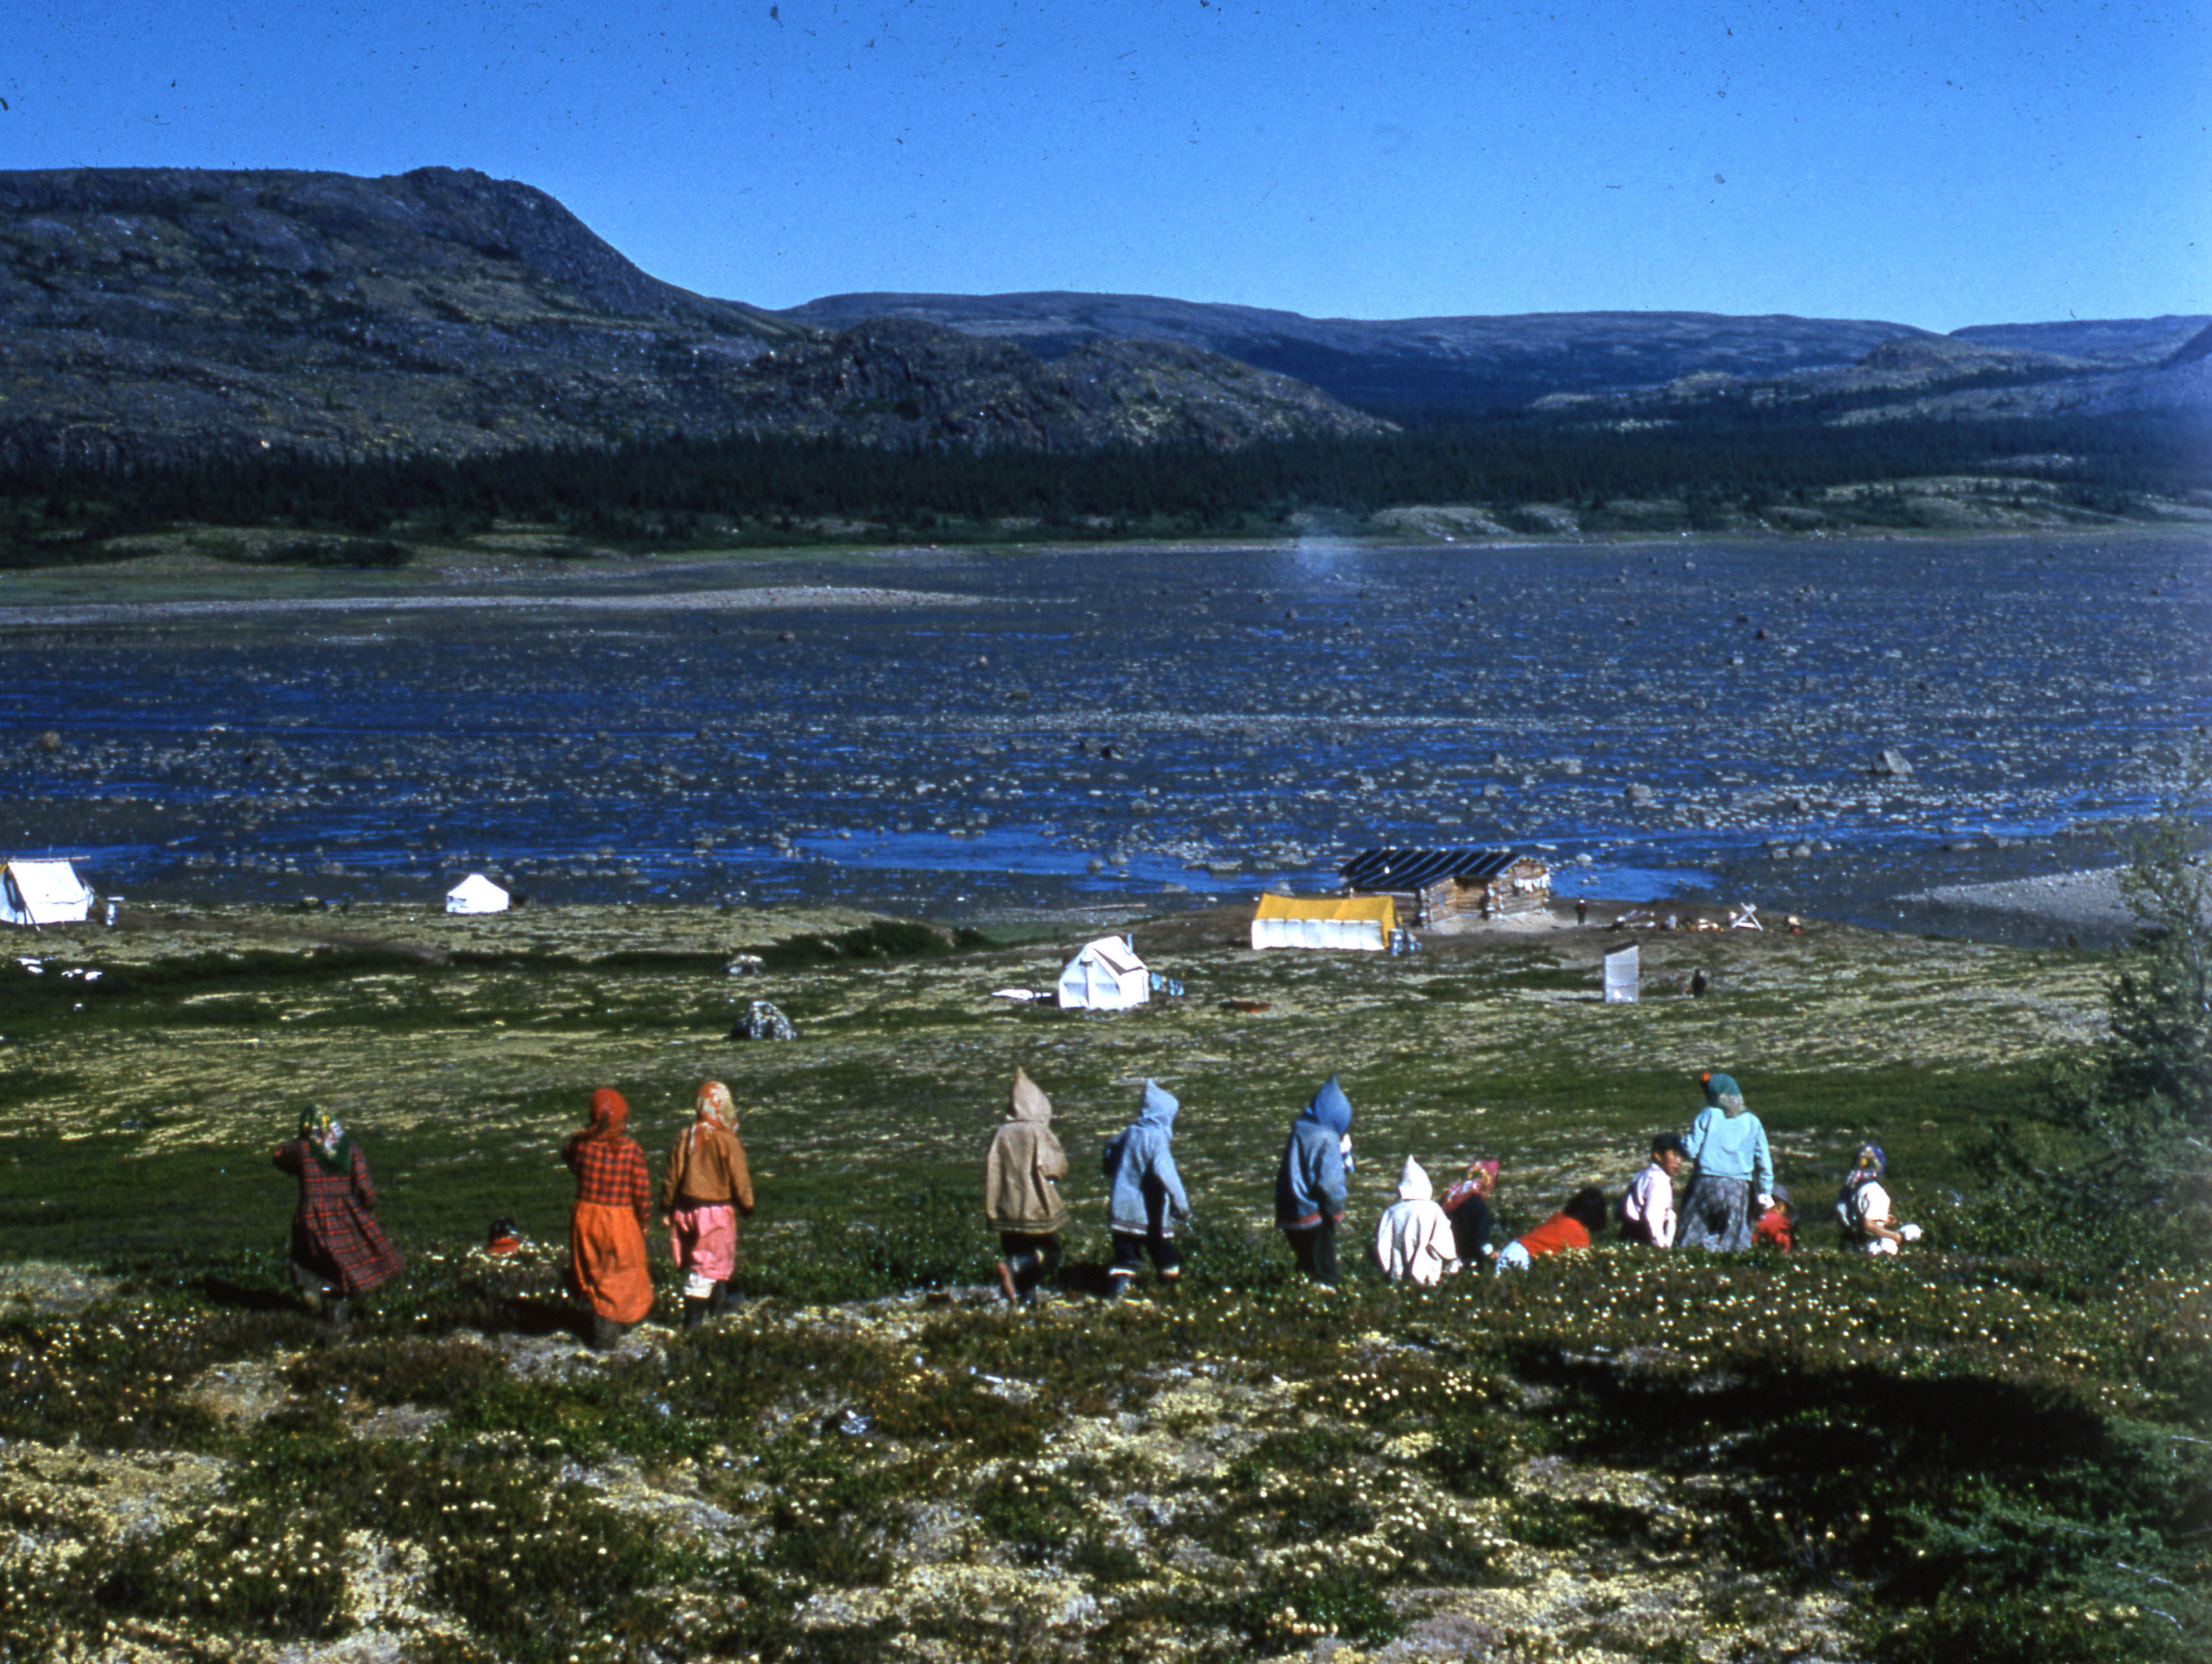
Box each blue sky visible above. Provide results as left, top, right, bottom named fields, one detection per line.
left=6, top=1, right=2206, bottom=330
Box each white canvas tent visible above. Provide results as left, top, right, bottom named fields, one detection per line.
left=445, top=873, right=511, bottom=915
left=1603, top=944, right=1641, bottom=1004
left=1057, top=936, right=1150, bottom=1010
left=1, top=859, right=95, bottom=928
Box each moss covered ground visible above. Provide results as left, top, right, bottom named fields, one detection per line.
left=0, top=902, right=2203, bottom=1661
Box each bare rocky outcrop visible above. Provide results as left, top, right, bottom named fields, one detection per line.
left=0, top=167, right=1386, bottom=467
left=786, top=289, right=1951, bottom=412
left=721, top=319, right=1394, bottom=453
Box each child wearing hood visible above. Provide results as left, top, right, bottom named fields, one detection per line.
left=1276, top=1074, right=1353, bottom=1285
left=1101, top=1078, right=1192, bottom=1298
left=985, top=1068, right=1068, bottom=1303
left=1677, top=1070, right=1774, bottom=1253
left=1374, top=1158, right=1459, bottom=1285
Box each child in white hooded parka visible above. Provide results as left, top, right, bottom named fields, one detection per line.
left=1374, top=1157, right=1460, bottom=1285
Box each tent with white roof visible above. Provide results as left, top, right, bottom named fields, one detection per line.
left=1056, top=936, right=1150, bottom=1010
left=445, top=873, right=511, bottom=915
left=1, top=859, right=95, bottom=927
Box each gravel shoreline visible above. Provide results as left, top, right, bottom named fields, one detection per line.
left=1894, top=866, right=2135, bottom=946
left=0, top=583, right=981, bottom=627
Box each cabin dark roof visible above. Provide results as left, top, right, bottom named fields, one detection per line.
left=1339, top=847, right=1526, bottom=891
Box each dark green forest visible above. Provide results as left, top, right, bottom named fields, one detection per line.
left=3, top=407, right=2206, bottom=565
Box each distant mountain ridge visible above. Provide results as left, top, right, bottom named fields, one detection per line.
left=787, top=291, right=2212, bottom=423
left=0, top=164, right=2201, bottom=471
left=783, top=291, right=1951, bottom=412
left=0, top=167, right=1384, bottom=467
left=1530, top=319, right=2212, bottom=427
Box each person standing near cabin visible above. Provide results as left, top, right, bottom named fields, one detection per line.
left=1277, top=1074, right=1354, bottom=1285
left=985, top=1068, right=1068, bottom=1304
left=661, top=1081, right=755, bottom=1328
left=564, top=1087, right=654, bottom=1347
left=1677, top=1071, right=1774, bottom=1252
left=271, top=1107, right=405, bottom=1327
left=1101, top=1078, right=1192, bottom=1298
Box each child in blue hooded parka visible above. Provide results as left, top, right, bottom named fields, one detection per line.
left=1101, top=1078, right=1192, bottom=1298
left=1277, top=1074, right=1354, bottom=1285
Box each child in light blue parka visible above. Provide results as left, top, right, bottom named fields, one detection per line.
left=1102, top=1079, right=1191, bottom=1297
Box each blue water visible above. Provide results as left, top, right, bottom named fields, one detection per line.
left=2, top=533, right=2206, bottom=926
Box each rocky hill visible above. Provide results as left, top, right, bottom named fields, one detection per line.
left=719, top=320, right=1392, bottom=451
left=785, top=290, right=1944, bottom=413
left=0, top=168, right=1385, bottom=468
left=1530, top=324, right=2212, bottom=427
left=788, top=292, right=2212, bottom=429
left=5, top=166, right=2198, bottom=469
left=1948, top=315, right=2210, bottom=363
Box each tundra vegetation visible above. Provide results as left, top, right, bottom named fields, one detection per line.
left=0, top=818, right=2206, bottom=1661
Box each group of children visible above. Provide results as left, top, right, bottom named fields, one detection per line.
left=1367, top=1070, right=1921, bottom=1283
left=268, top=1066, right=1918, bottom=1338
left=983, top=1064, right=1923, bottom=1301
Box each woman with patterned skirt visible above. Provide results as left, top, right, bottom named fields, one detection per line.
left=564, top=1086, right=654, bottom=1347
left=271, top=1107, right=405, bottom=1327
left=1677, top=1071, right=1775, bottom=1253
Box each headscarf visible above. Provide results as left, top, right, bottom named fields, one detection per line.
left=581, top=1086, right=629, bottom=1142
left=695, top=1081, right=735, bottom=1130
left=1442, top=1157, right=1498, bottom=1214
left=1840, top=1143, right=1886, bottom=1205
left=297, top=1106, right=353, bottom=1176
left=1700, top=1071, right=1747, bottom=1116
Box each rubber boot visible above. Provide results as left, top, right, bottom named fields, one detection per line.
left=682, top=1297, right=708, bottom=1331
left=322, top=1296, right=350, bottom=1329
left=589, top=1313, right=625, bottom=1351
left=709, top=1280, right=734, bottom=1315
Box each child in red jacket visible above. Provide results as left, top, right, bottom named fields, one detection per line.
left=1750, top=1186, right=1796, bottom=1252
left=1494, top=1186, right=1610, bottom=1273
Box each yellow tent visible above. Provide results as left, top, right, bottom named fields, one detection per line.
left=1249, top=893, right=1398, bottom=952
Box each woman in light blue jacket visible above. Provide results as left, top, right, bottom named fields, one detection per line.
left=1102, top=1079, right=1191, bottom=1297
left=1677, top=1070, right=1774, bottom=1252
